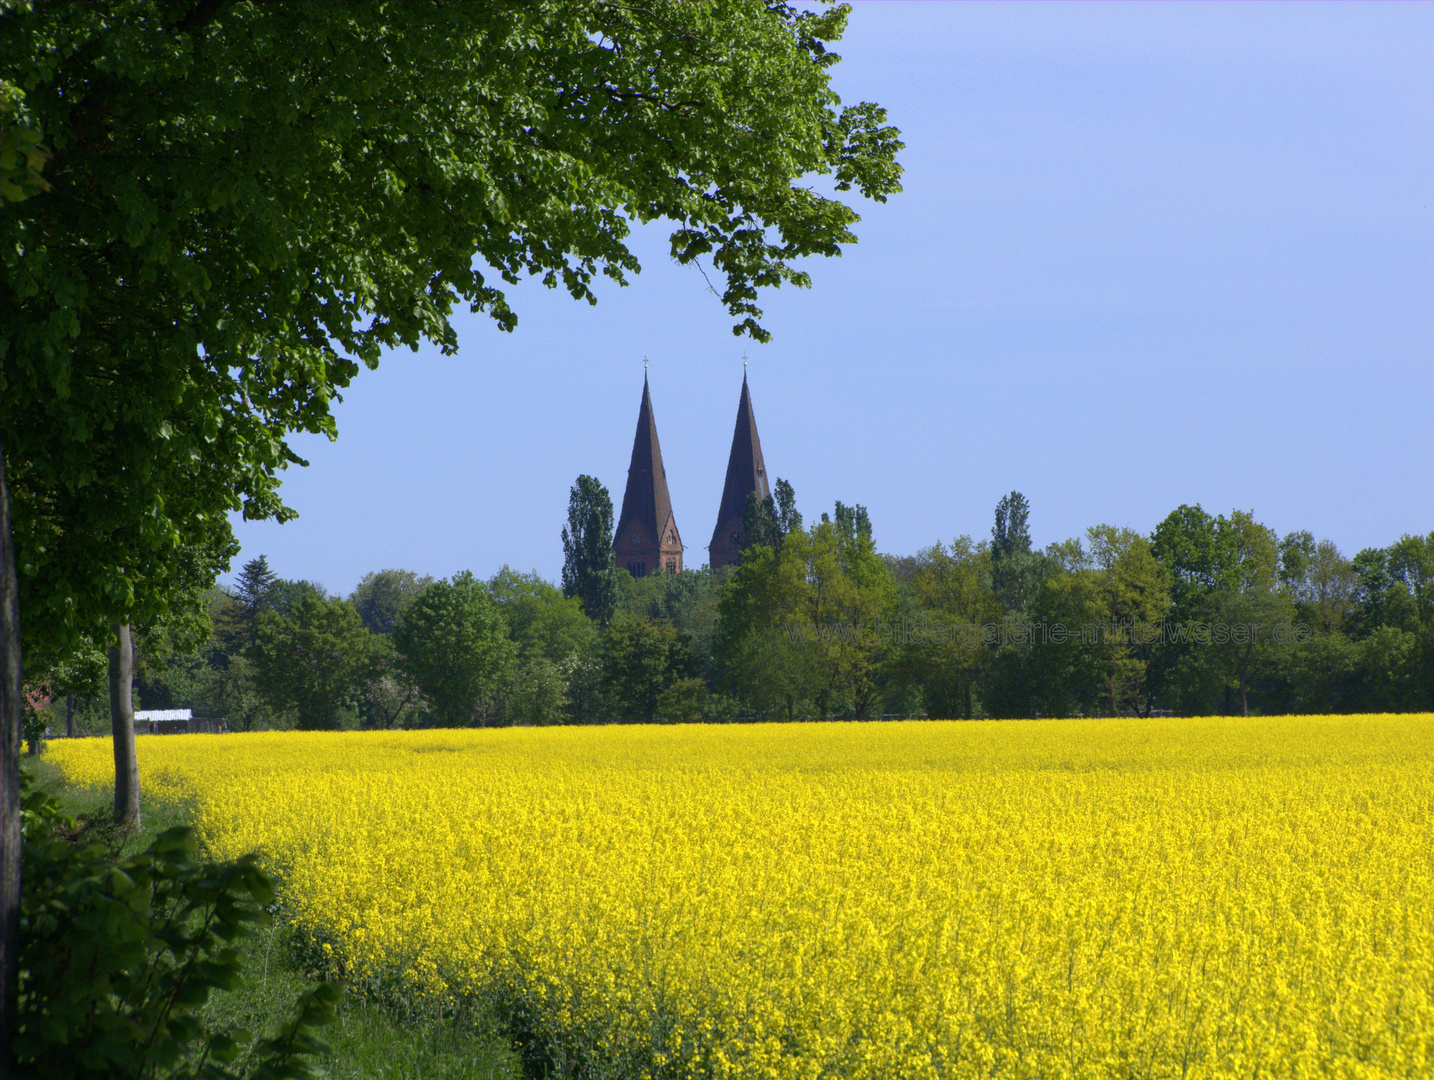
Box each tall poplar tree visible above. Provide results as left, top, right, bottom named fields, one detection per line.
left=562, top=476, right=619, bottom=627
left=991, top=491, right=1034, bottom=612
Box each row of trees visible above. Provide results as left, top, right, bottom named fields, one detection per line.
left=556, top=479, right=1434, bottom=722
left=556, top=477, right=1432, bottom=721
left=888, top=499, right=1432, bottom=719
left=36, top=554, right=709, bottom=732
left=32, top=482, right=1430, bottom=735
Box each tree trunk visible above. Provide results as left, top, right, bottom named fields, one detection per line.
left=381, top=686, right=414, bottom=730
left=1, top=442, right=23, bottom=1077
left=109, top=623, right=141, bottom=826
left=65, top=694, right=75, bottom=738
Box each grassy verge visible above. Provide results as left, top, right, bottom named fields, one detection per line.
left=23, top=753, right=524, bottom=1080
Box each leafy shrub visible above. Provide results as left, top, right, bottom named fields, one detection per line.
left=655, top=676, right=708, bottom=723
left=16, top=785, right=337, bottom=1079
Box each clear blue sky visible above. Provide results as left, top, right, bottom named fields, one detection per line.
left=226, top=1, right=1434, bottom=596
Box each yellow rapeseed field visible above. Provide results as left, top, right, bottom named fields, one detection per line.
left=48, top=716, right=1434, bottom=1079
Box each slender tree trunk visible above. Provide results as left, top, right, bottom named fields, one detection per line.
left=1, top=442, right=23, bottom=1078
left=109, top=623, right=141, bottom=826
left=65, top=694, right=75, bottom=738
left=382, top=687, right=414, bottom=730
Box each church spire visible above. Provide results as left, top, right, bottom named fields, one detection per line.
left=614, top=375, right=683, bottom=578
left=709, top=371, right=770, bottom=567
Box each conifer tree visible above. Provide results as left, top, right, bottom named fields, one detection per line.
left=234, top=556, right=277, bottom=621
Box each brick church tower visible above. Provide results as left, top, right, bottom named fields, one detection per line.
left=614, top=375, right=683, bottom=578
left=708, top=372, right=769, bottom=568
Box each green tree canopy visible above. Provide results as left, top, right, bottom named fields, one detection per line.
left=488, top=566, right=595, bottom=665
left=1147, top=505, right=1287, bottom=715
left=1030, top=526, right=1171, bottom=717
left=253, top=593, right=373, bottom=731
left=350, top=569, right=434, bottom=637
left=742, top=477, right=802, bottom=554
left=601, top=615, right=694, bottom=724
left=1150, top=504, right=1237, bottom=613
left=393, top=572, right=515, bottom=727
left=0, top=77, right=49, bottom=202
left=719, top=502, right=895, bottom=721
left=899, top=537, right=1001, bottom=719
left=0, top=8, right=899, bottom=989
left=1279, top=532, right=1356, bottom=636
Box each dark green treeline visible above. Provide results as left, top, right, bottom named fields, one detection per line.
left=28, top=485, right=1434, bottom=730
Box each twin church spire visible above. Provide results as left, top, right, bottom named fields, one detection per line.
left=613, top=374, right=683, bottom=578
left=613, top=371, right=770, bottom=577
left=708, top=372, right=769, bottom=569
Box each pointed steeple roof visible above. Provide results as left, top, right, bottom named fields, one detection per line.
left=709, top=373, right=770, bottom=566
left=614, top=376, right=682, bottom=575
